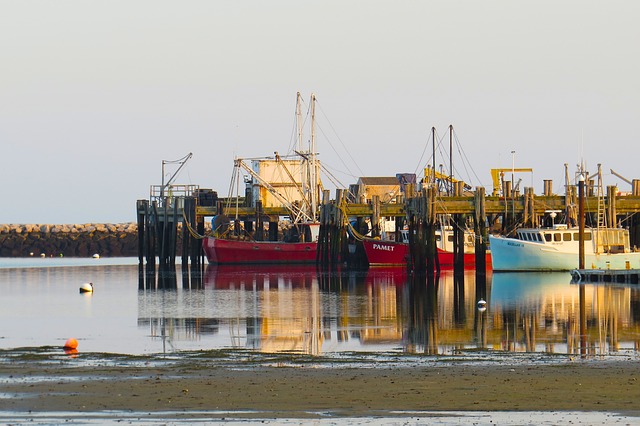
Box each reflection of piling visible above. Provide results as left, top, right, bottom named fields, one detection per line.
left=405, top=272, right=439, bottom=354
left=580, top=284, right=587, bottom=358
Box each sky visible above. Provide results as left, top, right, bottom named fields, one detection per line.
left=1, top=1, right=639, bottom=224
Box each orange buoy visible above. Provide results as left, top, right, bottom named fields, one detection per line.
left=64, top=338, right=78, bottom=350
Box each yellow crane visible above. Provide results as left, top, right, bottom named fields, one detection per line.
left=424, top=167, right=472, bottom=192
left=490, top=168, right=533, bottom=196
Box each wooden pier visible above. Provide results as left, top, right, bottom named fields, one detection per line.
left=571, top=268, right=640, bottom=285
left=137, top=176, right=640, bottom=287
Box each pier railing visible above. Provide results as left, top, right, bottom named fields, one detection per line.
left=149, top=184, right=199, bottom=209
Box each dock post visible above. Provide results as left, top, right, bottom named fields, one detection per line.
left=194, top=211, right=205, bottom=289
left=256, top=201, right=264, bottom=241
left=425, top=187, right=437, bottom=276
left=137, top=200, right=147, bottom=290
left=147, top=201, right=158, bottom=289
left=317, top=190, right=331, bottom=266
left=578, top=175, right=585, bottom=269
left=371, top=195, right=381, bottom=239
left=474, top=187, right=487, bottom=282
left=407, top=192, right=426, bottom=273
left=328, top=191, right=340, bottom=266
left=333, top=189, right=347, bottom=265
left=453, top=181, right=464, bottom=279
left=181, top=197, right=192, bottom=289
left=607, top=185, right=618, bottom=227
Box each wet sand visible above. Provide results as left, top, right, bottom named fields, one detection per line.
left=1, top=350, right=640, bottom=420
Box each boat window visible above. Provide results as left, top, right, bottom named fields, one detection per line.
left=467, top=235, right=473, bottom=243
left=435, top=235, right=441, bottom=241
left=584, top=232, right=592, bottom=241
left=448, top=235, right=453, bottom=242
left=563, top=233, right=571, bottom=241
left=525, top=233, right=531, bottom=241
left=544, top=233, right=551, bottom=242
left=554, top=233, right=561, bottom=242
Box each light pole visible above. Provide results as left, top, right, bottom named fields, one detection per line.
left=511, top=150, right=515, bottom=196
left=511, top=150, right=516, bottom=226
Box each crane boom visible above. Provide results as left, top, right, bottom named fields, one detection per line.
left=610, top=169, right=632, bottom=186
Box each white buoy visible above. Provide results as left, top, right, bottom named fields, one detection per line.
left=92, top=253, right=100, bottom=259
left=477, top=299, right=487, bottom=312
left=79, top=282, right=94, bottom=293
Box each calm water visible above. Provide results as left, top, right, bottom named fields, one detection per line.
left=1, top=257, right=639, bottom=358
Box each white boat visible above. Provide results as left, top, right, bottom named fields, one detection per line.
left=489, top=224, right=640, bottom=271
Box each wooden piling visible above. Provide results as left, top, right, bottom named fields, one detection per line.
left=372, top=195, right=381, bottom=239
left=317, top=190, right=331, bottom=266
left=181, top=197, right=192, bottom=289
left=608, top=185, right=617, bottom=227
left=136, top=200, right=147, bottom=290
left=474, top=187, right=488, bottom=281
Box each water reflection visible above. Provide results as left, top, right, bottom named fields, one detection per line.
left=137, top=266, right=640, bottom=357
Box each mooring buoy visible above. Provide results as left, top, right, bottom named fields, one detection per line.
left=477, top=299, right=487, bottom=312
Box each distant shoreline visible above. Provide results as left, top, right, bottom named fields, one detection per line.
left=0, top=223, right=139, bottom=257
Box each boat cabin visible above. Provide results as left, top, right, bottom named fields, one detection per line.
left=514, top=225, right=630, bottom=254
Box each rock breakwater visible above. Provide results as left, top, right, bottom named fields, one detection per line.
left=0, top=223, right=139, bottom=257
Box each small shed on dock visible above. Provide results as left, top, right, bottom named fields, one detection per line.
left=352, top=176, right=402, bottom=204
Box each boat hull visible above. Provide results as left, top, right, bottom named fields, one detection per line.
left=361, top=238, right=490, bottom=268
left=489, top=234, right=640, bottom=271
left=203, top=237, right=317, bottom=264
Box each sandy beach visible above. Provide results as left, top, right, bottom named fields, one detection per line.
left=1, top=348, right=640, bottom=421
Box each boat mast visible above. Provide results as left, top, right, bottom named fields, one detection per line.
left=296, top=92, right=307, bottom=213
left=310, top=93, right=318, bottom=219
left=449, top=125, right=453, bottom=195
left=431, top=126, right=436, bottom=188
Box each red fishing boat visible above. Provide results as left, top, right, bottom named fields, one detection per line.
left=202, top=224, right=319, bottom=264
left=362, top=227, right=491, bottom=268
left=202, top=93, right=322, bottom=265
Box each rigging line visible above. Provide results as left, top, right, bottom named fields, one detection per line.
left=322, top=160, right=358, bottom=181
left=314, top=121, right=361, bottom=179
left=315, top=99, right=365, bottom=177
left=182, top=211, right=206, bottom=239
left=289, top=95, right=313, bottom=156
left=286, top=109, right=299, bottom=155
left=451, top=130, right=477, bottom=186
left=435, top=130, right=450, bottom=172
left=413, top=127, right=434, bottom=177
left=225, top=161, right=238, bottom=200
left=451, top=129, right=484, bottom=188
left=338, top=205, right=368, bottom=242
left=320, top=168, right=344, bottom=190
left=319, top=161, right=352, bottom=188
